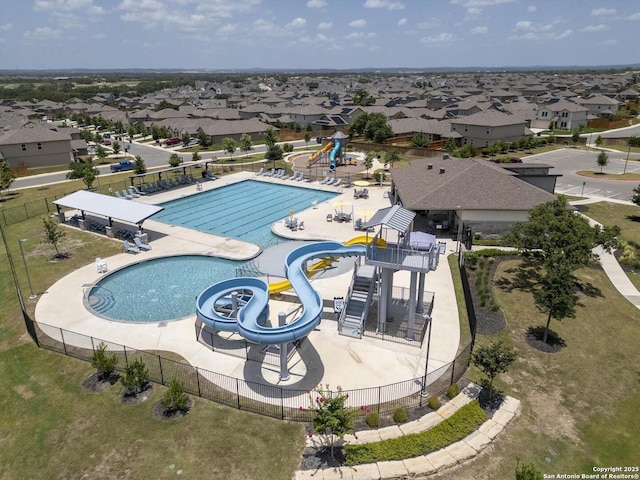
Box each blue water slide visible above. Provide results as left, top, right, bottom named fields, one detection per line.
left=195, top=241, right=365, bottom=344
left=329, top=140, right=341, bottom=172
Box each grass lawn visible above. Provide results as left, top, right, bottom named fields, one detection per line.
left=578, top=201, right=640, bottom=290
left=431, top=259, right=640, bottom=479
left=576, top=170, right=640, bottom=180
left=0, top=216, right=305, bottom=479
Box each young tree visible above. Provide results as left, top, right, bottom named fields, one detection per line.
left=66, top=161, right=98, bottom=189
left=597, top=151, right=608, bottom=173
left=263, top=127, right=278, bottom=149
left=181, top=131, right=191, bottom=145
left=472, top=341, right=517, bottom=400
left=191, top=149, right=201, bottom=163
left=571, top=131, right=580, bottom=148
left=222, top=137, right=237, bottom=160
left=133, top=155, right=146, bottom=174
left=304, top=132, right=311, bottom=147
left=632, top=184, right=640, bottom=206
left=42, top=216, right=66, bottom=257
left=306, top=385, right=361, bottom=458
left=168, top=153, right=181, bottom=168
left=112, top=140, right=121, bottom=156
left=412, top=132, right=429, bottom=148
left=515, top=461, right=544, bottom=480
left=94, top=145, right=108, bottom=163
left=0, top=161, right=16, bottom=199
left=443, top=137, right=457, bottom=152
left=384, top=150, right=400, bottom=169
left=595, top=135, right=603, bottom=148
left=533, top=262, right=577, bottom=344
left=363, top=151, right=375, bottom=178
left=91, top=342, right=118, bottom=381
left=265, top=144, right=283, bottom=169
left=238, top=133, right=254, bottom=158
left=197, top=130, right=211, bottom=148
left=161, top=379, right=189, bottom=413
left=120, top=358, right=150, bottom=395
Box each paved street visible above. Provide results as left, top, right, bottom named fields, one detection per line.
left=524, top=147, right=640, bottom=201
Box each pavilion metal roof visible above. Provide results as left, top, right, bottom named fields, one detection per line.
left=53, top=190, right=164, bottom=226
left=365, top=204, right=415, bottom=233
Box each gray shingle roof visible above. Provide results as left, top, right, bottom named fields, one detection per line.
left=390, top=157, right=555, bottom=211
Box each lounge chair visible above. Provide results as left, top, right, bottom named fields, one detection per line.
left=284, top=218, right=292, bottom=228
left=256, top=167, right=264, bottom=176
left=344, top=212, right=352, bottom=222
left=95, top=257, right=108, bottom=273
left=289, top=218, right=298, bottom=230
left=127, top=187, right=140, bottom=198
left=122, top=240, right=140, bottom=254
left=297, top=172, right=304, bottom=182
left=115, top=191, right=125, bottom=199
left=204, top=171, right=217, bottom=181
left=333, top=178, right=342, bottom=188
left=131, top=186, right=146, bottom=196
left=264, top=168, right=275, bottom=177
left=122, top=189, right=134, bottom=200
left=298, top=221, right=305, bottom=230
left=320, top=176, right=329, bottom=184
left=133, top=237, right=152, bottom=251
left=187, top=173, right=196, bottom=183
left=354, top=218, right=363, bottom=231
left=326, top=214, right=333, bottom=222
left=325, top=178, right=335, bottom=186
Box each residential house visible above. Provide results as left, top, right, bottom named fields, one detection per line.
left=449, top=110, right=527, bottom=148
left=0, top=123, right=74, bottom=168
left=576, top=94, right=620, bottom=118
left=532, top=99, right=588, bottom=130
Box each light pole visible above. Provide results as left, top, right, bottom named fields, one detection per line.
left=18, top=239, right=37, bottom=300
left=455, top=205, right=462, bottom=252
left=420, top=314, right=433, bottom=397
left=624, top=143, right=631, bottom=175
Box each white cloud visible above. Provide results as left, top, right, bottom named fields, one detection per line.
left=590, top=7, right=615, bottom=16
left=33, top=0, right=105, bottom=15
left=450, top=0, right=514, bottom=6
left=349, top=19, right=367, bottom=28
left=471, top=26, right=488, bottom=34
left=420, top=32, right=452, bottom=44
left=0, top=23, right=13, bottom=31
left=514, top=20, right=533, bottom=30
left=363, top=0, right=405, bottom=10
left=552, top=29, right=572, bottom=40
left=307, top=0, right=327, bottom=8
left=417, top=18, right=439, bottom=29
left=527, top=5, right=536, bottom=12
left=627, top=12, right=640, bottom=20
left=317, top=22, right=333, bottom=30
left=218, top=23, right=237, bottom=35
left=345, top=31, right=376, bottom=40
left=467, top=7, right=481, bottom=15
left=603, top=39, right=618, bottom=45
left=24, top=26, right=62, bottom=40
left=397, top=18, right=407, bottom=26
left=582, top=24, right=608, bottom=32
left=286, top=17, right=306, bottom=29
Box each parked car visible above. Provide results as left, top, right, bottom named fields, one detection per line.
left=110, top=160, right=134, bottom=172
left=103, top=133, right=111, bottom=139
left=510, top=157, right=523, bottom=163
left=103, top=139, right=112, bottom=146
left=164, top=137, right=183, bottom=146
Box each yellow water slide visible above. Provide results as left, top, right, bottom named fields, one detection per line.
left=308, top=142, right=333, bottom=164
left=267, top=236, right=386, bottom=294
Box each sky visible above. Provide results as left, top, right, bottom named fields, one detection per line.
left=0, top=0, right=638, bottom=71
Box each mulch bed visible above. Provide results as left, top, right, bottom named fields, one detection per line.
left=525, top=327, right=565, bottom=353
left=466, top=261, right=507, bottom=335
left=151, top=398, right=193, bottom=420
left=82, top=372, right=120, bottom=393
left=120, top=383, right=154, bottom=405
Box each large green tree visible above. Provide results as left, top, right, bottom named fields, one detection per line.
left=66, top=161, right=98, bottom=189
left=263, top=127, right=278, bottom=149
left=507, top=196, right=619, bottom=271
left=222, top=137, right=237, bottom=160
left=133, top=155, right=146, bottom=174
left=238, top=133, right=253, bottom=158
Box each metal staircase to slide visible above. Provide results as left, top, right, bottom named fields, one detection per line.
left=339, top=264, right=377, bottom=338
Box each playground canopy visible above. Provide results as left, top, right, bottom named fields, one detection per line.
left=53, top=190, right=164, bottom=227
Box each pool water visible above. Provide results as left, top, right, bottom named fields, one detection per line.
left=152, top=180, right=337, bottom=246
left=88, top=255, right=240, bottom=322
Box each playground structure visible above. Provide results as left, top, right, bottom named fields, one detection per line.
left=308, top=131, right=349, bottom=172
left=195, top=205, right=441, bottom=382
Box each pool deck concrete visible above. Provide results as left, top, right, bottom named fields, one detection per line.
left=34, top=171, right=461, bottom=395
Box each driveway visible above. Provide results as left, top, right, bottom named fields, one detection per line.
left=524, top=148, right=640, bottom=201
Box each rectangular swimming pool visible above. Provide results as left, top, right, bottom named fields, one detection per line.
left=152, top=180, right=338, bottom=246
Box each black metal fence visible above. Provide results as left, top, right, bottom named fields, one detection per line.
left=27, top=312, right=474, bottom=422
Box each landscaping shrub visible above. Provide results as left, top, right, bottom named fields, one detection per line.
left=365, top=412, right=379, bottom=428
left=427, top=396, right=441, bottom=410
left=446, top=383, right=460, bottom=399
left=392, top=407, right=407, bottom=424
left=120, top=358, right=150, bottom=394
left=91, top=342, right=118, bottom=380
left=516, top=461, right=544, bottom=480
left=161, top=379, right=189, bottom=413
left=345, top=401, right=487, bottom=465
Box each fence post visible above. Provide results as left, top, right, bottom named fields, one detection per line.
left=60, top=329, right=68, bottom=355
left=123, top=345, right=128, bottom=365
left=90, top=336, right=95, bottom=352
left=281, top=387, right=284, bottom=420
left=236, top=378, right=241, bottom=410
left=450, top=357, right=456, bottom=386
left=196, top=367, right=202, bottom=397
left=158, top=354, right=164, bottom=384
left=45, top=198, right=50, bottom=213
left=377, top=386, right=381, bottom=414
